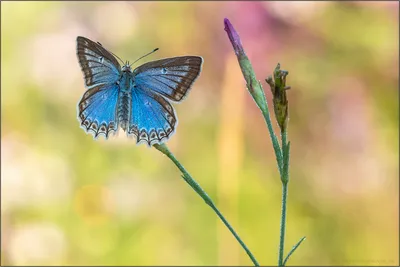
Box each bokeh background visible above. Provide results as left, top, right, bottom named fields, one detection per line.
left=1, top=1, right=398, bottom=266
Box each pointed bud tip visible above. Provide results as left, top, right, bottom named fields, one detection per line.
left=223, top=18, right=244, bottom=55
left=223, top=18, right=231, bottom=32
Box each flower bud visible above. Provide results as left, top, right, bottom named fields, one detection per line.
left=266, top=63, right=290, bottom=133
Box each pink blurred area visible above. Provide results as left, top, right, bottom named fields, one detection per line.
left=1, top=1, right=398, bottom=266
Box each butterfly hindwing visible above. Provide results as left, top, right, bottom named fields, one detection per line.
left=128, top=84, right=177, bottom=146
left=78, top=83, right=119, bottom=138
left=77, top=36, right=121, bottom=88
left=133, top=56, right=203, bottom=102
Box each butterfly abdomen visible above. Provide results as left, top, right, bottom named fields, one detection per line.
left=116, top=71, right=135, bottom=131
left=117, top=91, right=131, bottom=131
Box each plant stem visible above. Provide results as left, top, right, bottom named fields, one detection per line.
left=282, top=131, right=287, bottom=158
left=154, top=143, right=259, bottom=266
left=278, top=181, right=288, bottom=266
left=278, top=130, right=289, bottom=266
left=261, top=108, right=284, bottom=175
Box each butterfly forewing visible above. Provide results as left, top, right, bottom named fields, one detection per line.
left=77, top=36, right=121, bottom=88
left=133, top=56, right=203, bottom=102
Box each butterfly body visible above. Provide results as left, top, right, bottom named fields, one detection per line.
left=76, top=36, right=203, bottom=146
left=116, top=67, right=134, bottom=131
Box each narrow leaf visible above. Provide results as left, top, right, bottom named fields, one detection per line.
left=283, top=236, right=306, bottom=266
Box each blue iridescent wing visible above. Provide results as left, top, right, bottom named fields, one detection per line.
left=128, top=84, right=177, bottom=146
left=77, top=83, right=119, bottom=139
left=76, top=36, right=121, bottom=88
left=133, top=56, right=203, bottom=102
left=76, top=36, right=121, bottom=139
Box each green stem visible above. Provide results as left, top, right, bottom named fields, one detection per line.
left=278, top=130, right=289, bottom=266
left=261, top=107, right=284, bottom=175
left=282, top=131, right=287, bottom=156
left=154, top=143, right=259, bottom=266
left=278, top=181, right=288, bottom=266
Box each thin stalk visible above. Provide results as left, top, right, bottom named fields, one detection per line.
left=282, top=131, right=288, bottom=158
left=278, top=182, right=288, bottom=266
left=278, top=130, right=289, bottom=266
left=261, top=107, right=284, bottom=175
left=154, top=143, right=259, bottom=266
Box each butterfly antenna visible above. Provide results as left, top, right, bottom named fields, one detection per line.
left=110, top=50, right=125, bottom=65
left=95, top=40, right=125, bottom=65
left=130, top=48, right=159, bottom=67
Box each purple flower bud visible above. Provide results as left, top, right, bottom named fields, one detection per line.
left=224, top=18, right=244, bottom=56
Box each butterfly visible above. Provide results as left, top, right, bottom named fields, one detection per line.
left=76, top=36, right=203, bottom=146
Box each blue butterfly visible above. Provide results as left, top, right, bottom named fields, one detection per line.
left=76, top=36, right=203, bottom=146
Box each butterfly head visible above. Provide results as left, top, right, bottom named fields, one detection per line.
left=122, top=61, right=132, bottom=72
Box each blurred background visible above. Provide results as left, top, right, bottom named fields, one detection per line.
left=1, top=1, right=398, bottom=266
